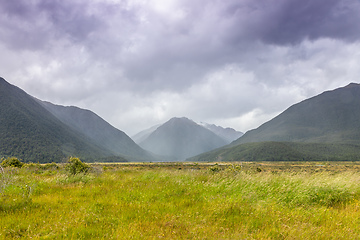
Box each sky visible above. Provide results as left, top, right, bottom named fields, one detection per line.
left=1, top=0, right=360, bottom=136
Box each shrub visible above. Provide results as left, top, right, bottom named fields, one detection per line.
left=209, top=164, right=221, bottom=172
left=1, top=157, right=24, bottom=168
left=65, top=157, right=89, bottom=175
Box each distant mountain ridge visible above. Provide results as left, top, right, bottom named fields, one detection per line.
left=138, top=117, right=228, bottom=160
left=132, top=124, right=161, bottom=144
left=133, top=121, right=243, bottom=144
left=190, top=83, right=360, bottom=162
left=198, top=122, right=243, bottom=143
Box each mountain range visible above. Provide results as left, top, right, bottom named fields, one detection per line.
left=2, top=76, right=360, bottom=162
left=0, top=77, right=156, bottom=162
left=198, top=122, right=243, bottom=143
left=132, top=121, right=243, bottom=145
left=189, top=83, right=360, bottom=161
left=0, top=77, right=241, bottom=162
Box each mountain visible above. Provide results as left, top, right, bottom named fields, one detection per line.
left=131, top=124, right=161, bottom=143
left=190, top=83, right=360, bottom=162
left=133, top=122, right=242, bottom=144
left=39, top=101, right=156, bottom=162
left=198, top=122, right=243, bottom=143
left=0, top=77, right=156, bottom=163
left=138, top=117, right=228, bottom=160
left=0, top=77, right=111, bottom=162
left=233, top=83, right=360, bottom=145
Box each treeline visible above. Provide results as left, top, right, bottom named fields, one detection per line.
left=189, top=141, right=360, bottom=162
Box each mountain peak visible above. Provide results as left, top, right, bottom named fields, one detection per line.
left=344, top=82, right=360, bottom=88
left=168, top=117, right=192, bottom=122
left=165, top=117, right=197, bottom=127
left=139, top=117, right=228, bottom=160
left=0, top=77, right=11, bottom=86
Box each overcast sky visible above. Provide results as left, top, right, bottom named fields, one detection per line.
left=1, top=0, right=360, bottom=136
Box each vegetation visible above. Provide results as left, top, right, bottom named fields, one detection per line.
left=0, top=78, right=116, bottom=163
left=189, top=141, right=360, bottom=162
left=1, top=157, right=24, bottom=168
left=1, top=161, right=360, bottom=239
left=65, top=157, right=89, bottom=175
left=233, top=83, right=360, bottom=146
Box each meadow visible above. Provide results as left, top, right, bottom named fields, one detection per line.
left=1, top=161, right=360, bottom=239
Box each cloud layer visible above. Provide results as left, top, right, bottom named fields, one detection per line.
left=1, top=0, right=360, bottom=135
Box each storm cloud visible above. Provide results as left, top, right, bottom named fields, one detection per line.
left=1, top=0, right=360, bottom=135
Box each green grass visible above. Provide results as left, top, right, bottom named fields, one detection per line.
left=1, top=162, right=360, bottom=239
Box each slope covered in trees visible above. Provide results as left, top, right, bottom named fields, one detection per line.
left=190, top=83, right=360, bottom=162
left=233, top=83, right=360, bottom=145
left=0, top=77, right=112, bottom=162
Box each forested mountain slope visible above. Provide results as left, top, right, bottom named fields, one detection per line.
left=0, top=77, right=111, bottom=162
left=190, top=83, right=360, bottom=162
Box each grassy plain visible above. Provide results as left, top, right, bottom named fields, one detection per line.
left=1, top=162, right=360, bottom=239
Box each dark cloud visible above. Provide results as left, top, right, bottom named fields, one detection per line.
left=0, top=0, right=106, bottom=50
left=0, top=1, right=35, bottom=18
left=260, top=0, right=360, bottom=44
left=213, top=0, right=360, bottom=45
left=0, top=1, right=49, bottom=50
left=114, top=0, right=360, bottom=92
left=38, top=0, right=105, bottom=42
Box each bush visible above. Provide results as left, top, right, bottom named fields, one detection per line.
left=65, top=157, right=89, bottom=175
left=209, top=164, right=221, bottom=172
left=1, top=157, right=24, bottom=168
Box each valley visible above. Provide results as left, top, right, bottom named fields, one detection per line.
left=1, top=77, right=360, bottom=163
left=2, top=1, right=360, bottom=239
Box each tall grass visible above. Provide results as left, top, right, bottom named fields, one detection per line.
left=1, top=163, right=360, bottom=239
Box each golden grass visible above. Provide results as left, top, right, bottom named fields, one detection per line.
left=1, top=162, right=360, bottom=239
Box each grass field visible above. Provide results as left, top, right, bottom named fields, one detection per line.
left=1, top=161, right=360, bottom=239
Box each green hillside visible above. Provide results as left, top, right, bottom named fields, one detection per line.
left=189, top=141, right=360, bottom=162
left=233, top=83, right=360, bottom=145
left=190, top=83, right=360, bottom=162
left=0, top=77, right=113, bottom=163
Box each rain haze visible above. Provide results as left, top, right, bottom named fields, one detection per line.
left=1, top=0, right=360, bottom=136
